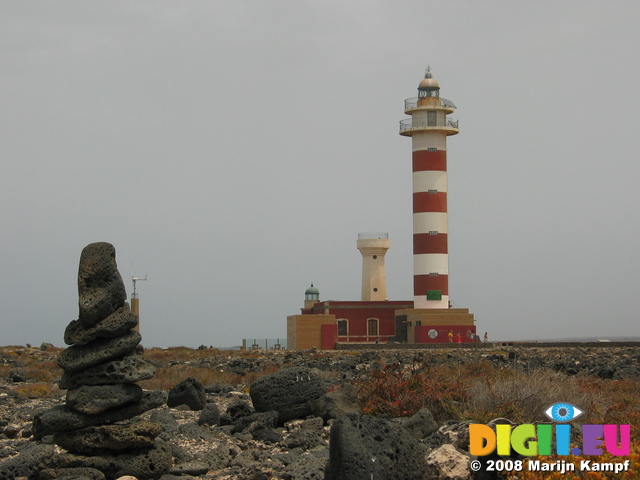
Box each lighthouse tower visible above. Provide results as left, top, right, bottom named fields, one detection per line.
left=400, top=67, right=459, bottom=309
left=357, top=233, right=390, bottom=301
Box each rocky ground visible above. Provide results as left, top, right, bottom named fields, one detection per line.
left=1, top=343, right=639, bottom=480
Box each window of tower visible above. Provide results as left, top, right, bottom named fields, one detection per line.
left=419, top=89, right=440, bottom=98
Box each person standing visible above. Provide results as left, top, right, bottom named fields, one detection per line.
left=483, top=332, right=489, bottom=343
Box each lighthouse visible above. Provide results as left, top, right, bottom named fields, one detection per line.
left=400, top=67, right=459, bottom=309
left=287, top=67, right=475, bottom=349
left=357, top=233, right=390, bottom=301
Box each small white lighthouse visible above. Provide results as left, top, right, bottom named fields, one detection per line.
left=400, top=67, right=459, bottom=309
left=357, top=232, right=390, bottom=301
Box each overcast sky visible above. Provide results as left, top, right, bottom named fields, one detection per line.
left=2, top=1, right=639, bottom=348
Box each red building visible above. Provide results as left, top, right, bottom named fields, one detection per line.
left=302, top=300, right=413, bottom=344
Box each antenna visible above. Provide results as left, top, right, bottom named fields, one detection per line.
left=132, top=274, right=148, bottom=298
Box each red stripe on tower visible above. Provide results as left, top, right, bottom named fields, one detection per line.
left=413, top=233, right=448, bottom=254
left=413, top=192, right=447, bottom=213
left=414, top=274, right=449, bottom=296
left=413, top=150, right=447, bottom=172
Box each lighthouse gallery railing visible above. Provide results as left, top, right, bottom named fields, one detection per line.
left=399, top=118, right=459, bottom=134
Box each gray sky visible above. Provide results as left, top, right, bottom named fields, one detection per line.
left=2, top=1, right=639, bottom=348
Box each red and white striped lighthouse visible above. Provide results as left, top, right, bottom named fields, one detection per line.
left=400, top=67, right=459, bottom=309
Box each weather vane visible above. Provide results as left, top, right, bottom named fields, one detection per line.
left=131, top=274, right=147, bottom=298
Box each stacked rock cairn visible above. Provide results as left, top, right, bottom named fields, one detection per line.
left=33, top=242, right=171, bottom=479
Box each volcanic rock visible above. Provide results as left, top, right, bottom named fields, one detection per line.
left=283, top=416, right=325, bottom=450
left=58, top=330, right=142, bottom=373
left=250, top=366, right=325, bottom=423
left=66, top=383, right=144, bottom=415
left=311, top=381, right=359, bottom=422
left=0, top=442, right=55, bottom=479
left=64, top=305, right=139, bottom=346
left=197, top=402, right=220, bottom=426
left=33, top=388, right=167, bottom=439
left=47, top=439, right=173, bottom=480
left=7, top=370, right=26, bottom=383
left=220, top=399, right=255, bottom=426
left=53, top=420, right=163, bottom=454
left=59, top=354, right=155, bottom=390
left=395, top=407, right=439, bottom=440
left=167, top=377, right=206, bottom=411
left=77, top=242, right=127, bottom=328
left=325, top=413, right=426, bottom=480
left=39, top=467, right=106, bottom=480
left=233, top=410, right=278, bottom=434
left=424, top=444, right=472, bottom=480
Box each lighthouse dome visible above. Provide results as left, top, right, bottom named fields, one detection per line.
left=418, top=76, right=439, bottom=90
left=305, top=284, right=319, bottom=295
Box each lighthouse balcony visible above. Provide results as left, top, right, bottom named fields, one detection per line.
left=399, top=118, right=460, bottom=136
left=404, top=97, right=456, bottom=114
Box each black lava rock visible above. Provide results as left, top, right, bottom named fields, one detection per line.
left=325, top=413, right=426, bottom=480
left=167, top=377, right=206, bottom=411
left=250, top=367, right=325, bottom=423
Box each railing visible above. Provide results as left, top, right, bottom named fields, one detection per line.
left=399, top=118, right=459, bottom=134
left=337, top=335, right=392, bottom=343
left=404, top=97, right=456, bottom=111
left=242, top=338, right=286, bottom=350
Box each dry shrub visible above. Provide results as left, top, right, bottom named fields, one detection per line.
left=21, top=366, right=61, bottom=382
left=355, top=363, right=469, bottom=422
left=143, top=347, right=222, bottom=364
left=577, top=377, right=640, bottom=440
left=459, top=359, right=496, bottom=378
left=13, top=382, right=61, bottom=399
left=0, top=356, right=62, bottom=382
left=139, top=363, right=283, bottom=391
left=465, top=368, right=598, bottom=424
left=139, top=364, right=233, bottom=391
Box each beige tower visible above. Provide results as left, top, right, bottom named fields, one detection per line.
left=357, top=233, right=390, bottom=301
left=131, top=275, right=147, bottom=333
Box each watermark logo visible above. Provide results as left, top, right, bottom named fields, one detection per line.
left=470, top=402, right=630, bottom=457
left=468, top=403, right=632, bottom=474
